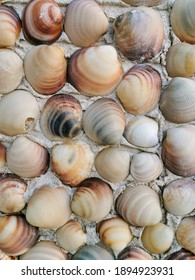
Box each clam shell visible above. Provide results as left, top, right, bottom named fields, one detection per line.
left=176, top=216, right=195, bottom=254
left=165, top=248, right=195, bottom=260
left=0, top=90, right=40, bottom=136
left=0, top=143, right=6, bottom=168
left=0, top=250, right=17, bottom=260
left=68, top=45, right=123, bottom=96
left=117, top=65, right=162, bottom=115
left=83, top=98, right=126, bottom=145
left=122, top=0, right=165, bottom=6
left=71, top=177, right=113, bottom=222
left=64, top=0, right=109, bottom=47
left=72, top=245, right=114, bottom=260
left=117, top=246, right=153, bottom=260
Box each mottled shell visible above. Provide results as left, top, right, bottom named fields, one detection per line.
left=0, top=215, right=37, bottom=256
left=0, top=49, right=23, bottom=95
left=117, top=246, right=153, bottom=260
left=26, top=185, right=71, bottom=229
left=68, top=45, right=123, bottom=96
left=122, top=0, right=164, bottom=6
left=113, top=7, right=164, bottom=60
left=56, top=219, right=86, bottom=251
left=83, top=98, right=126, bottom=145
left=40, top=94, right=82, bottom=141
left=71, top=177, right=113, bottom=222
left=51, top=142, right=94, bottom=187
left=72, top=245, right=114, bottom=260
left=22, top=0, right=63, bottom=44
left=165, top=248, right=195, bottom=260
left=176, top=216, right=195, bottom=254
left=0, top=90, right=40, bottom=136
left=7, top=136, right=49, bottom=178
left=24, top=45, right=67, bottom=95
left=117, top=65, right=162, bottom=115
left=0, top=143, right=6, bottom=168
left=64, top=0, right=109, bottom=47
left=116, top=185, right=162, bottom=227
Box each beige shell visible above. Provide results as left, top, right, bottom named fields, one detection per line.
left=0, top=49, right=23, bottom=95
left=0, top=143, right=6, bottom=168
left=64, top=0, right=109, bottom=47
left=117, top=65, right=162, bottom=115
left=176, top=216, right=195, bottom=254
left=0, top=90, right=40, bottom=136
left=122, top=0, right=165, bottom=6
left=118, top=246, right=153, bottom=260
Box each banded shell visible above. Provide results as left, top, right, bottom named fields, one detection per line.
left=0, top=49, right=23, bottom=95
left=0, top=5, right=21, bottom=47
left=72, top=245, right=114, bottom=260
left=40, top=94, right=82, bottom=141
left=26, top=185, right=71, bottom=229
left=122, top=0, right=164, bottom=6
left=0, top=90, right=40, bottom=136
left=22, top=0, right=63, bottom=44
left=0, top=143, right=6, bottom=168
left=83, top=98, right=126, bottom=145
left=0, top=215, right=37, bottom=256
left=165, top=249, right=195, bottom=260
left=71, top=177, right=113, bottom=222
left=7, top=136, right=49, bottom=178
left=116, top=185, right=162, bottom=227
left=51, top=142, right=94, bottom=187
left=176, top=216, right=195, bottom=254
left=117, top=65, right=162, bottom=115
left=113, top=7, right=164, bottom=60
left=68, top=45, right=123, bottom=96
left=56, top=219, right=86, bottom=251
left=24, top=45, right=67, bottom=95
left=117, top=246, right=153, bottom=260
left=64, top=0, right=109, bottom=47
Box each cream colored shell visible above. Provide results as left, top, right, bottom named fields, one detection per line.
left=176, top=216, right=195, bottom=254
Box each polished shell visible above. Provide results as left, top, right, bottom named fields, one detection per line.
left=72, top=245, right=114, bottom=260
left=117, top=246, right=153, bottom=260
left=176, top=216, right=195, bottom=254
left=122, top=0, right=164, bottom=6
left=0, top=143, right=6, bottom=169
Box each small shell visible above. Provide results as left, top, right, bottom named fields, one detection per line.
left=24, top=45, right=67, bottom=95
left=83, top=98, right=126, bottom=145
left=71, top=177, right=113, bottom=222
left=117, top=65, right=162, bottom=115
left=113, top=7, right=164, bottom=60
left=117, top=246, right=153, bottom=260
left=72, top=245, right=114, bottom=260
left=22, top=0, right=63, bottom=44
left=0, top=143, right=6, bottom=168
left=7, top=136, right=49, bottom=178
left=68, top=45, right=123, bottom=96
left=40, top=94, right=82, bottom=141
left=0, top=249, right=17, bottom=260
left=122, top=0, right=165, bottom=6
left=26, top=185, right=71, bottom=229
left=116, top=185, right=162, bottom=227
left=0, top=90, right=40, bottom=136
left=165, top=248, right=195, bottom=260
left=51, top=142, right=94, bottom=187
left=64, top=0, right=109, bottom=47
left=0, top=215, right=37, bottom=256
left=176, top=216, right=195, bottom=254
left=56, top=219, right=86, bottom=251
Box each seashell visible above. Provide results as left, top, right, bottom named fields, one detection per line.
left=22, top=0, right=63, bottom=45
left=24, top=45, right=67, bottom=95
left=113, top=7, right=164, bottom=61
left=162, top=125, right=195, bottom=177
left=97, top=217, right=133, bottom=252
left=116, top=185, right=162, bottom=227
left=117, top=246, right=153, bottom=260
left=0, top=174, right=27, bottom=214
left=71, top=177, right=113, bottom=222
left=68, top=45, right=123, bottom=97
left=163, top=178, right=195, bottom=216
left=83, top=98, right=126, bottom=145
left=176, top=216, right=195, bottom=254
left=117, top=65, right=162, bottom=115
left=0, top=215, right=37, bottom=256
left=0, top=143, right=6, bottom=168
left=0, top=5, right=21, bottom=47
left=122, top=0, right=165, bottom=6
left=0, top=90, right=40, bottom=136
left=64, top=0, right=109, bottom=47
left=51, top=142, right=94, bottom=187
left=94, top=147, right=131, bottom=183
left=72, top=245, right=114, bottom=260
left=130, top=152, right=163, bottom=182
left=165, top=248, right=195, bottom=260
left=7, top=136, right=49, bottom=178
left=0, top=249, right=17, bottom=260
left=0, top=49, right=23, bottom=95
left=56, top=219, right=86, bottom=251
left=26, top=185, right=71, bottom=229
left=19, top=241, right=67, bottom=260
left=40, top=94, right=82, bottom=141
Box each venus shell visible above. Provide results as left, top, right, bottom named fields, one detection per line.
left=72, top=245, right=114, bottom=260
left=176, top=216, right=195, bottom=254
left=117, top=246, right=153, bottom=260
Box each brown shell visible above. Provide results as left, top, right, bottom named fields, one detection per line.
left=165, top=249, right=195, bottom=260
left=0, top=143, right=6, bottom=168
left=117, top=246, right=153, bottom=260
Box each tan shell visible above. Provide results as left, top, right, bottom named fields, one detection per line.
left=117, top=246, right=153, bottom=260
left=0, top=143, right=6, bottom=169
left=122, top=0, right=164, bottom=6
left=176, top=216, right=195, bottom=254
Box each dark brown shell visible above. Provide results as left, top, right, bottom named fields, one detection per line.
left=117, top=246, right=153, bottom=260
left=165, top=249, right=195, bottom=260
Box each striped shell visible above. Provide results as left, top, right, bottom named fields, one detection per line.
left=72, top=245, right=114, bottom=260
left=0, top=143, right=6, bottom=169
left=117, top=246, right=153, bottom=260
left=176, top=216, right=195, bottom=254
left=165, top=249, right=195, bottom=260
left=122, top=0, right=165, bottom=6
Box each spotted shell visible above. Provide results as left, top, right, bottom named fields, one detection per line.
left=165, top=248, right=195, bottom=260
left=122, top=0, right=165, bottom=6
left=117, top=246, right=153, bottom=260
left=72, top=245, right=114, bottom=260
left=176, top=216, right=195, bottom=254
left=0, top=143, right=6, bottom=169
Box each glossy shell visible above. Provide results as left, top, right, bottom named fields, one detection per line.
left=165, top=248, right=195, bottom=260
left=176, top=216, right=195, bottom=254
left=122, top=0, right=164, bottom=6
left=117, top=246, right=153, bottom=260
left=0, top=143, right=6, bottom=169
left=72, top=245, right=114, bottom=260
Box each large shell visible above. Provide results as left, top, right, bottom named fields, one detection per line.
left=0, top=143, right=6, bottom=168
left=165, top=248, right=195, bottom=260
left=83, top=98, right=126, bottom=145
left=24, top=45, right=67, bottom=95
left=113, top=7, right=164, bottom=60
left=176, top=216, right=195, bottom=254
left=122, top=0, right=165, bottom=6
left=71, top=177, right=113, bottom=222
left=7, top=136, right=49, bottom=178
left=117, top=246, right=153, bottom=260
left=0, top=90, right=40, bottom=136
left=64, top=0, right=109, bottom=47
left=68, top=45, right=123, bottom=96
left=22, top=0, right=63, bottom=44
left=40, top=94, right=82, bottom=141
left=72, top=245, right=114, bottom=260
left=117, top=65, right=162, bottom=115
left=116, top=185, right=162, bottom=227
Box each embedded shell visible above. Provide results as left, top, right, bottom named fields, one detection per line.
left=165, top=248, right=195, bottom=260
left=117, top=246, right=153, bottom=260
left=122, top=0, right=164, bottom=6
left=176, top=216, right=195, bottom=254
left=72, top=244, right=114, bottom=260
left=0, top=143, right=6, bottom=169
